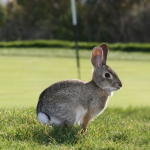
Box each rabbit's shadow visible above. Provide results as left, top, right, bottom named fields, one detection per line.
left=34, top=125, right=81, bottom=145
left=4, top=124, right=81, bottom=146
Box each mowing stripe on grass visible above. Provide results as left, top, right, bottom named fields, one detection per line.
left=0, top=54, right=150, bottom=108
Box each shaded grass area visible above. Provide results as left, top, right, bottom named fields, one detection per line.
left=0, top=40, right=150, bottom=52
left=0, top=108, right=150, bottom=149
left=1, top=47, right=150, bottom=61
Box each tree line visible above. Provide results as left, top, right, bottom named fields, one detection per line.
left=0, top=0, right=150, bottom=43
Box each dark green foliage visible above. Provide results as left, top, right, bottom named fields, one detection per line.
left=0, top=40, right=150, bottom=52
left=0, top=0, right=150, bottom=42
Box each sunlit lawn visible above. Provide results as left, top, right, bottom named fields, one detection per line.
left=0, top=48, right=150, bottom=108
left=1, top=108, right=150, bottom=149
left=1, top=48, right=150, bottom=149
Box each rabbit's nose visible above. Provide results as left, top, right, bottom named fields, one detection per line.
left=115, top=82, right=122, bottom=89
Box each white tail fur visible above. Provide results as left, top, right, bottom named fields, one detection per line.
left=37, top=112, right=49, bottom=125
left=37, top=112, right=62, bottom=126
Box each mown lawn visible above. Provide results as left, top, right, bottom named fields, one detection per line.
left=0, top=47, right=150, bottom=149
left=0, top=48, right=150, bottom=108
left=0, top=108, right=150, bottom=149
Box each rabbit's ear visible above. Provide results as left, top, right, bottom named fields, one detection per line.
left=100, top=44, right=109, bottom=65
left=91, top=47, right=103, bottom=68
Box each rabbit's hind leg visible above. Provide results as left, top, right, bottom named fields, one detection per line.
left=50, top=116, right=62, bottom=125
left=59, top=120, right=73, bottom=128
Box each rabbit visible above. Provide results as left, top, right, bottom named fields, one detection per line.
left=36, top=44, right=122, bottom=132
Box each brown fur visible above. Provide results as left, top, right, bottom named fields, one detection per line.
left=81, top=112, right=91, bottom=132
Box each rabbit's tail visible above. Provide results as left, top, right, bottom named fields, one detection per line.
left=36, top=100, right=51, bottom=125
left=37, top=112, right=50, bottom=125
left=36, top=96, right=62, bottom=126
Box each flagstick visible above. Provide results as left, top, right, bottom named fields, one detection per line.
left=71, top=0, right=81, bottom=79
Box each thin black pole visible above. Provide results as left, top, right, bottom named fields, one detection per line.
left=74, top=25, right=80, bottom=79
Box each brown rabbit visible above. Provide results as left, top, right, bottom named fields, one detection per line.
left=36, top=44, right=122, bottom=132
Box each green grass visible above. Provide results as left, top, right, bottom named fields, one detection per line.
left=0, top=108, right=150, bottom=149
left=1, top=47, right=150, bottom=149
left=0, top=48, right=150, bottom=108
left=0, top=47, right=150, bottom=61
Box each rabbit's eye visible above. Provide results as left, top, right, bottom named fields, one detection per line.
left=105, top=73, right=110, bottom=78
